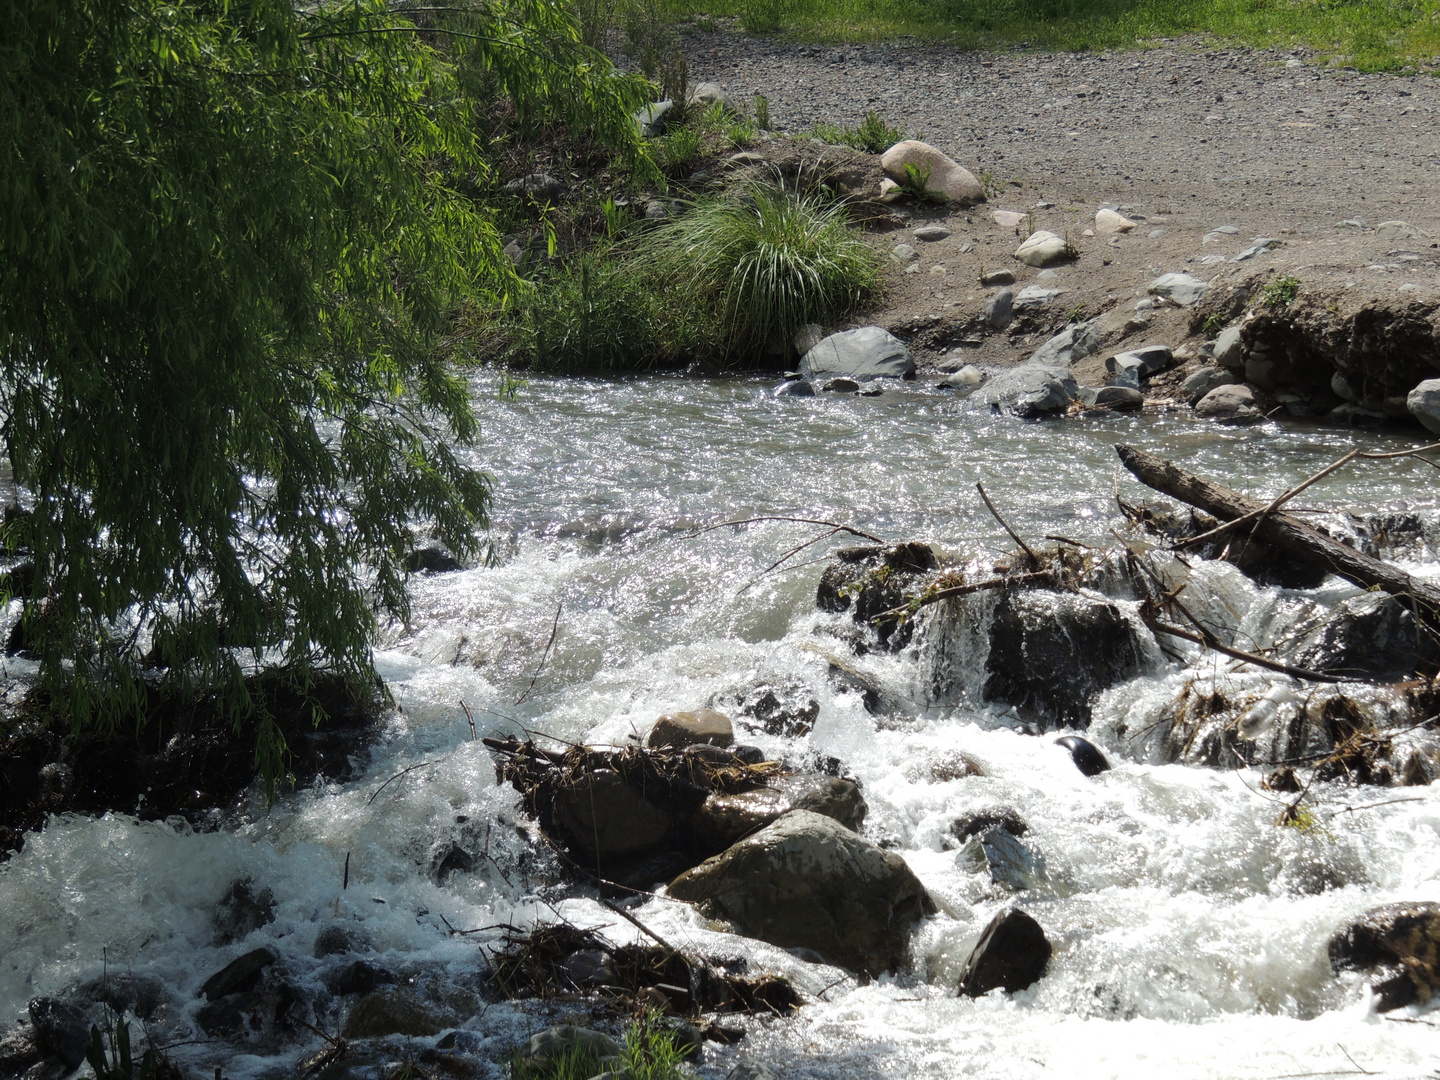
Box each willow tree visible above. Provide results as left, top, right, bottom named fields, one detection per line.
left=0, top=0, right=651, bottom=778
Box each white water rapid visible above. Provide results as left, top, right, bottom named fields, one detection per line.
left=3, top=373, right=1440, bottom=1080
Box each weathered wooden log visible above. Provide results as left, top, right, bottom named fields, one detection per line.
left=1115, top=444, right=1440, bottom=619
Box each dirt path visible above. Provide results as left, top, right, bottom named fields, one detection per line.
left=677, top=30, right=1440, bottom=404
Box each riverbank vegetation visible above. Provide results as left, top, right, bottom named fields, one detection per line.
left=621, top=0, right=1440, bottom=72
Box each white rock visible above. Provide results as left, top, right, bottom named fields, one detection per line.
left=1195, top=383, right=1262, bottom=423
left=1094, top=208, right=1136, bottom=235
left=1375, top=220, right=1426, bottom=241
left=879, top=140, right=985, bottom=203
left=1014, top=230, right=1072, bottom=267
left=992, top=210, right=1027, bottom=229
left=878, top=177, right=903, bottom=203
left=792, top=323, right=825, bottom=356
left=1408, top=379, right=1440, bottom=435
left=1148, top=273, right=1208, bottom=306
left=1203, top=225, right=1239, bottom=243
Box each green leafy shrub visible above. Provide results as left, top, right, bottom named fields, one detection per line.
left=620, top=1012, right=689, bottom=1080
left=813, top=109, right=910, bottom=154
left=646, top=181, right=878, bottom=362
left=1262, top=275, right=1301, bottom=307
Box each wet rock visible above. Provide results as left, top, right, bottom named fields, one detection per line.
left=200, top=947, right=278, bottom=1001
left=73, top=973, right=166, bottom=1022
left=956, top=908, right=1052, bottom=996
left=1148, top=273, right=1208, bottom=306
left=958, top=828, right=1051, bottom=892
left=734, top=685, right=820, bottom=737
left=822, top=377, right=861, bottom=393
left=982, top=590, right=1146, bottom=728
left=949, top=809, right=1028, bottom=846
left=1181, top=366, right=1239, bottom=405
left=521, top=1026, right=622, bottom=1073
left=0, top=1023, right=44, bottom=1077
left=324, top=959, right=398, bottom=997
left=557, top=949, right=616, bottom=989
left=971, top=364, right=1078, bottom=418
left=26, top=998, right=87, bottom=1070
left=1056, top=735, right=1111, bottom=776
left=912, top=750, right=983, bottom=782
left=694, top=775, right=866, bottom=850
left=404, top=543, right=464, bottom=574
left=1409, top=379, right=1440, bottom=435
left=214, top=878, right=276, bottom=945
left=648, top=708, right=734, bottom=750
left=1283, top=592, right=1422, bottom=681
left=552, top=769, right=672, bottom=859
left=1194, top=383, right=1262, bottom=423
left=1014, top=230, right=1071, bottom=268
left=314, top=923, right=372, bottom=958
left=879, top=141, right=984, bottom=203
left=773, top=378, right=815, bottom=398
left=1093, top=386, right=1143, bottom=409
left=800, top=326, right=916, bottom=384
left=816, top=542, right=938, bottom=650
left=669, top=809, right=935, bottom=975
left=1329, top=902, right=1440, bottom=1011
left=728, top=1062, right=781, bottom=1080
left=341, top=988, right=453, bottom=1039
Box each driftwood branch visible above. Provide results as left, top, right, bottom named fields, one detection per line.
left=976, top=482, right=1039, bottom=564
left=1174, top=449, right=1361, bottom=550
left=872, top=570, right=1056, bottom=624
left=1115, top=444, right=1440, bottom=620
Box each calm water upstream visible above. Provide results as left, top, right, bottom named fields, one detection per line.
left=3, top=373, right=1440, bottom=1079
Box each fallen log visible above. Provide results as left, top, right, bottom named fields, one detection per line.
left=1115, top=444, right=1440, bottom=622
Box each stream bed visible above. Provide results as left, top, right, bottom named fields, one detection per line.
left=3, top=373, right=1440, bottom=1080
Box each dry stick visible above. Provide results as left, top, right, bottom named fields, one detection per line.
left=365, top=760, right=435, bottom=806
left=976, top=482, right=1039, bottom=563
left=599, top=897, right=680, bottom=955
left=871, top=570, right=1056, bottom=624
left=683, top=515, right=884, bottom=544
left=514, top=601, right=563, bottom=706
left=1174, top=449, right=1361, bottom=550
left=461, top=699, right=476, bottom=740
left=1139, top=612, right=1343, bottom=683
left=1359, top=440, right=1440, bottom=463
left=736, top=527, right=845, bottom=596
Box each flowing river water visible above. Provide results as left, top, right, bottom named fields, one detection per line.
left=3, top=373, right=1440, bottom=1079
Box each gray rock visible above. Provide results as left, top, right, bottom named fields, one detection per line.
left=552, top=769, right=672, bottom=858
left=936, top=351, right=970, bottom=373
left=1375, top=220, right=1425, bottom=241
left=1107, top=345, right=1173, bottom=377
left=342, top=988, right=456, bottom=1040
left=504, top=173, right=565, bottom=201
left=890, top=243, right=919, bottom=263
left=823, top=377, right=860, bottom=393
left=1407, top=379, right=1440, bottom=435
left=773, top=378, right=815, bottom=398
left=972, top=364, right=1078, bottom=418
left=314, top=924, right=372, bottom=958
left=1147, top=228, right=1166, bottom=239
left=800, top=327, right=916, bottom=384
left=1013, top=285, right=1062, bottom=312
left=648, top=708, right=733, bottom=749
left=956, top=908, right=1052, bottom=997
left=793, top=323, right=825, bottom=356
left=668, top=809, right=935, bottom=974
left=502, top=239, right=525, bottom=264
left=1284, top=592, right=1421, bottom=680
left=1203, top=225, right=1239, bottom=243
left=200, top=947, right=278, bottom=1001
left=985, top=288, right=1014, bottom=329
left=524, top=1025, right=623, bottom=1071
left=980, top=268, right=1016, bottom=286
left=1148, top=273, right=1208, bottom=306
left=688, top=81, right=734, bottom=112
left=1030, top=321, right=1101, bottom=366
left=1093, top=385, right=1143, bottom=409
left=1014, top=230, right=1072, bottom=267
left=982, top=588, right=1146, bottom=727
left=728, top=1063, right=781, bottom=1080
left=958, top=828, right=1051, bottom=892
left=1245, top=353, right=1279, bottom=391
left=27, top=998, right=88, bottom=1070
left=1181, top=366, right=1239, bottom=405
left=645, top=199, right=671, bottom=221
left=635, top=100, right=673, bottom=138
left=695, top=775, right=866, bottom=850
left=914, top=225, right=951, bottom=241
left=1233, top=238, right=1279, bottom=262
left=1212, top=325, right=1244, bottom=371
left=1195, top=383, right=1262, bottom=423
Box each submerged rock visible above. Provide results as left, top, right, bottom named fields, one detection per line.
left=956, top=908, right=1052, bottom=997
left=200, top=947, right=278, bottom=1001
left=552, top=769, right=673, bottom=859
left=957, top=828, right=1051, bottom=892
left=648, top=708, right=734, bottom=750
left=1055, top=735, right=1111, bottom=777
left=949, top=809, right=1029, bottom=846
left=1329, top=902, right=1440, bottom=1011
left=982, top=589, right=1146, bottom=728
left=971, top=364, right=1078, bottom=418
left=732, top=684, right=820, bottom=737
left=214, top=878, right=276, bottom=945
left=694, top=775, right=866, bottom=850
left=341, top=987, right=455, bottom=1039
left=816, top=542, right=938, bottom=650
left=668, top=809, right=935, bottom=974
left=26, top=998, right=88, bottom=1071
left=1282, top=592, right=1423, bottom=681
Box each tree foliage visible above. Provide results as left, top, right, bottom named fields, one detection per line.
left=0, top=0, right=651, bottom=777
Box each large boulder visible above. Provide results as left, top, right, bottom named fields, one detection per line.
left=1409, top=379, right=1440, bottom=435
left=971, top=364, right=1078, bottom=419
left=878, top=140, right=984, bottom=203
left=1030, top=321, right=1102, bottom=367
left=1329, top=902, right=1440, bottom=1011
left=1282, top=592, right=1422, bottom=681
left=800, top=327, right=915, bottom=384
left=816, top=541, right=937, bottom=650
left=1194, top=383, right=1262, bottom=423
left=956, top=908, right=1052, bottom=997
left=694, top=775, right=866, bottom=850
left=1148, top=273, right=1208, bottom=306
left=668, top=809, right=935, bottom=974
left=552, top=769, right=673, bottom=859
left=982, top=589, right=1147, bottom=728
left=1182, top=366, right=1240, bottom=405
